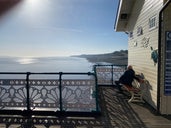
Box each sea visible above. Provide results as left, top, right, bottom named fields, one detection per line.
left=0, top=56, right=103, bottom=79
left=0, top=56, right=94, bottom=72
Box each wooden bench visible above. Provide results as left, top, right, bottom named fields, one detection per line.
left=121, top=74, right=146, bottom=103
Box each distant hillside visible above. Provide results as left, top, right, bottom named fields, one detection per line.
left=73, top=50, right=128, bottom=65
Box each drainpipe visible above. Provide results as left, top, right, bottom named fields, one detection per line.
left=158, top=0, right=171, bottom=114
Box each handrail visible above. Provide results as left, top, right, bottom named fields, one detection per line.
left=0, top=72, right=94, bottom=75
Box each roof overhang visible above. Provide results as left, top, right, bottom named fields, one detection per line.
left=114, top=0, right=136, bottom=32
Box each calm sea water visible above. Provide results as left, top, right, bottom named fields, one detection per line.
left=0, top=56, right=97, bottom=79
left=0, top=56, right=94, bottom=72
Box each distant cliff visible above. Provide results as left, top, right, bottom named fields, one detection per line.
left=73, top=50, right=128, bottom=65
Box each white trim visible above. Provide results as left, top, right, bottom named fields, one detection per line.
left=149, top=15, right=157, bottom=31
left=115, top=0, right=123, bottom=31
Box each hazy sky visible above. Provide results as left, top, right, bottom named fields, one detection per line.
left=0, top=0, right=127, bottom=57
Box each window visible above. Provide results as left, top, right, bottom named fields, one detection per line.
left=137, top=26, right=143, bottom=36
left=149, top=15, right=157, bottom=30
left=129, top=32, right=133, bottom=38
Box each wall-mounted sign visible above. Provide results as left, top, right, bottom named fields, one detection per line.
left=141, top=37, right=150, bottom=48
left=134, top=41, right=137, bottom=47
left=150, top=46, right=158, bottom=65
left=165, top=31, right=171, bottom=95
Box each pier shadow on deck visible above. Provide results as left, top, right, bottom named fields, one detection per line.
left=0, top=86, right=171, bottom=128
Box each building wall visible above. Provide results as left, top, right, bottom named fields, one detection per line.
left=126, top=0, right=163, bottom=109
left=160, top=3, right=171, bottom=114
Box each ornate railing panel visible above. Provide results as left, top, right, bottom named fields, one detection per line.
left=62, top=80, right=96, bottom=111
left=29, top=79, right=60, bottom=111
left=94, top=65, right=126, bottom=85
left=0, top=79, right=61, bottom=110
left=0, top=72, right=98, bottom=115
left=0, top=79, right=27, bottom=110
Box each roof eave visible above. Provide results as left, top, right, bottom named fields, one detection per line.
left=114, top=0, right=136, bottom=32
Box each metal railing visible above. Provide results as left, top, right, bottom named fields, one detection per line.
left=0, top=72, right=99, bottom=116
left=93, top=64, right=126, bottom=86
left=0, top=64, right=126, bottom=116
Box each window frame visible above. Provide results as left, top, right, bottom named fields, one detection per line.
left=149, top=15, right=157, bottom=31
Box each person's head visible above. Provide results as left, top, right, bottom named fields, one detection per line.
left=127, top=65, right=133, bottom=70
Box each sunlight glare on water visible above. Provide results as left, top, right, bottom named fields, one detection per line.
left=17, top=58, right=37, bottom=64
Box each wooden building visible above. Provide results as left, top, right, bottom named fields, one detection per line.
left=115, top=0, right=171, bottom=114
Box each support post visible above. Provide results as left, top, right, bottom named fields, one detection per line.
left=26, top=72, right=30, bottom=111
left=59, top=72, right=63, bottom=112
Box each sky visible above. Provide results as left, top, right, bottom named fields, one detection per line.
left=0, top=0, right=128, bottom=57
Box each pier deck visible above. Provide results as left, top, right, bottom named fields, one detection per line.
left=0, top=86, right=171, bottom=128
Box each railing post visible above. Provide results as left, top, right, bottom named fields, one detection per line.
left=59, top=72, right=63, bottom=112
left=26, top=72, right=30, bottom=111
left=95, top=74, right=99, bottom=112
left=111, top=65, right=114, bottom=85
left=93, top=65, right=98, bottom=85
left=92, top=68, right=100, bottom=112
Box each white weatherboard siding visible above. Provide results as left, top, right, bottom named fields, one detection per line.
left=126, top=0, right=163, bottom=109
left=115, top=0, right=171, bottom=114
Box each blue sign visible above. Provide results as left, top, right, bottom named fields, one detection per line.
left=165, top=31, right=171, bottom=95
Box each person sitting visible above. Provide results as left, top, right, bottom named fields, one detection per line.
left=115, top=65, right=140, bottom=93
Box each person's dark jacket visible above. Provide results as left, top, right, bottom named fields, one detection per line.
left=119, top=69, right=139, bottom=86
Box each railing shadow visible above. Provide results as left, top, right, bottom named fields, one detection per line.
left=98, top=86, right=147, bottom=128
left=0, top=115, right=105, bottom=128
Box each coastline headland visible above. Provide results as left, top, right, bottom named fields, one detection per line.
left=72, top=50, right=128, bottom=65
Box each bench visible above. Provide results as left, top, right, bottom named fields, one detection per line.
left=121, top=74, right=146, bottom=103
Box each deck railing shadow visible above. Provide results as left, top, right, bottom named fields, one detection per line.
left=98, top=86, right=147, bottom=128
left=0, top=115, right=105, bottom=128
